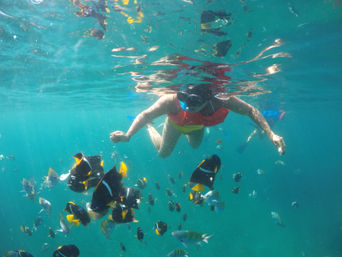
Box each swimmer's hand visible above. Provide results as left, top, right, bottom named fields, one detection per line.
left=110, top=131, right=130, bottom=143
left=271, top=133, right=286, bottom=155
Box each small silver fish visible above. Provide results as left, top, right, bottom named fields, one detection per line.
left=57, top=214, right=70, bottom=234
left=148, top=45, right=159, bottom=52
left=271, top=211, right=285, bottom=227
left=39, top=197, right=51, bottom=214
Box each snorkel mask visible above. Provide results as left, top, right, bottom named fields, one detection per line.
left=177, top=84, right=212, bottom=112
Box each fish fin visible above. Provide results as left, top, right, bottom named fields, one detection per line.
left=101, top=160, right=104, bottom=167
left=66, top=214, right=80, bottom=226
left=20, top=225, right=24, bottom=232
left=122, top=209, right=128, bottom=220
left=73, top=153, right=83, bottom=165
left=59, top=172, right=70, bottom=181
left=189, top=192, right=193, bottom=200
left=39, top=209, right=44, bottom=214
left=192, top=184, right=204, bottom=192
left=133, top=218, right=138, bottom=223
left=105, top=7, right=110, bottom=13
left=119, top=161, right=127, bottom=178
left=155, top=228, right=160, bottom=235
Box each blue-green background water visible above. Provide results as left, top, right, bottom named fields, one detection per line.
left=1, top=0, right=342, bottom=256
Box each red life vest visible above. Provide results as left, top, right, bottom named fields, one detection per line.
left=168, top=101, right=230, bottom=127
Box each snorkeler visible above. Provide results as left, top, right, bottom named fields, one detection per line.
left=110, top=84, right=286, bottom=158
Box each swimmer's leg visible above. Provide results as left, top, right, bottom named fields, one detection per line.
left=186, top=128, right=204, bottom=149
left=146, top=118, right=181, bottom=158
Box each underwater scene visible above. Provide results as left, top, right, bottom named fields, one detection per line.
left=1, top=0, right=342, bottom=256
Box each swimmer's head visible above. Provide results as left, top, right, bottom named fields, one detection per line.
left=177, top=84, right=213, bottom=112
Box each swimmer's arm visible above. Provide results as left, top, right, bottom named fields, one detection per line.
left=224, top=96, right=273, bottom=138
left=125, top=95, right=176, bottom=138
left=224, top=96, right=286, bottom=154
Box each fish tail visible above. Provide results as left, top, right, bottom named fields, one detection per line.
left=202, top=233, right=213, bottom=243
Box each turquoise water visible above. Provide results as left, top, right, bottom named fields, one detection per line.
left=1, top=0, right=342, bottom=256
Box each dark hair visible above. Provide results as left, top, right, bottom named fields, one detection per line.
left=182, top=84, right=213, bottom=101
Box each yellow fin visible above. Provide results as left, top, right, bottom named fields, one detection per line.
left=122, top=209, right=128, bottom=220
left=101, top=160, right=104, bottom=167
left=20, top=225, right=24, bottom=232
left=48, top=168, right=54, bottom=175
left=133, top=218, right=138, bottom=223
left=192, top=184, right=204, bottom=192
left=120, top=161, right=127, bottom=178
left=189, top=193, right=194, bottom=200
left=197, top=160, right=205, bottom=168
left=143, top=177, right=147, bottom=182
left=105, top=7, right=110, bottom=13
left=66, top=214, right=80, bottom=226
left=109, top=215, right=113, bottom=221
left=73, top=156, right=82, bottom=165
left=155, top=228, right=160, bottom=235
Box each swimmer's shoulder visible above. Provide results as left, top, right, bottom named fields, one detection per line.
left=158, top=94, right=179, bottom=114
